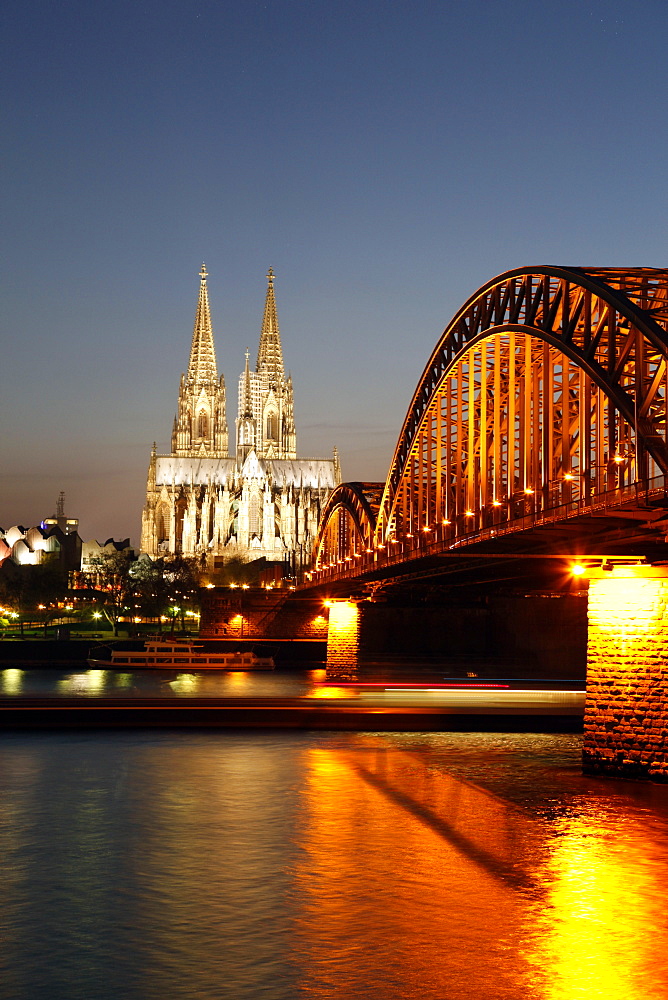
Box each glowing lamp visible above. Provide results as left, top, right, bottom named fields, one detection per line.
left=571, top=564, right=586, bottom=576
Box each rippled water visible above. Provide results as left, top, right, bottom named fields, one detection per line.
left=2, top=730, right=668, bottom=1000
left=0, top=665, right=328, bottom=698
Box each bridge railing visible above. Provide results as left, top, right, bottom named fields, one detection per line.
left=450, top=475, right=667, bottom=548
left=302, top=475, right=668, bottom=588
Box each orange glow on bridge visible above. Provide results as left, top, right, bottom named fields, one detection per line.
left=311, top=267, right=668, bottom=584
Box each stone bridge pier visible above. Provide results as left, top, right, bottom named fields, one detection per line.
left=584, top=565, right=668, bottom=780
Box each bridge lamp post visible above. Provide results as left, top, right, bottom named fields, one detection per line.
left=522, top=487, right=536, bottom=520
left=488, top=499, right=504, bottom=528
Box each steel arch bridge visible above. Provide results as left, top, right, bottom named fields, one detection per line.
left=311, top=266, right=668, bottom=579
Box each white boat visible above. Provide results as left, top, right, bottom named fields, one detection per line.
left=87, top=638, right=275, bottom=671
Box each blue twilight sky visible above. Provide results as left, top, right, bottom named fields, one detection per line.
left=2, top=0, right=667, bottom=544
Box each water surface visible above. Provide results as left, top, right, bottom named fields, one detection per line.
left=2, top=730, right=667, bottom=999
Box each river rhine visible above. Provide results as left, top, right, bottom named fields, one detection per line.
left=2, top=669, right=668, bottom=999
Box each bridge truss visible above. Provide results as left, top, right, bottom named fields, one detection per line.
left=313, top=267, right=668, bottom=575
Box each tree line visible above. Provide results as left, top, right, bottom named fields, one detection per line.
left=0, top=552, right=202, bottom=636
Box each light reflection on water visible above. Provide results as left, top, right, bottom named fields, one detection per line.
left=1, top=731, right=668, bottom=999
left=1, top=667, right=22, bottom=694
left=524, top=800, right=668, bottom=999
left=0, top=666, right=329, bottom=698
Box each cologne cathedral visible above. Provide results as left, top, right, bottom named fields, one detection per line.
left=140, top=266, right=340, bottom=572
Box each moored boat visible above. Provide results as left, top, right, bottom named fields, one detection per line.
left=87, top=638, right=275, bottom=671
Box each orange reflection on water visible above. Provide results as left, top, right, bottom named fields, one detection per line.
left=305, top=685, right=351, bottom=699
left=167, top=672, right=200, bottom=693
left=524, top=802, right=668, bottom=1000
left=292, top=743, right=544, bottom=999
left=224, top=670, right=251, bottom=689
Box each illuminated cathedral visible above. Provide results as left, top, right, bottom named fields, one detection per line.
left=140, top=266, right=340, bottom=572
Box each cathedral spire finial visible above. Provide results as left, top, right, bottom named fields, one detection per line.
left=187, top=264, right=217, bottom=386
left=256, top=267, right=283, bottom=380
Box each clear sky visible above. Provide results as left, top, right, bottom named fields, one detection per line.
left=2, top=0, right=667, bottom=544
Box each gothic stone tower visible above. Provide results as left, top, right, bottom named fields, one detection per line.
left=172, top=265, right=228, bottom=457
left=141, top=266, right=340, bottom=572
left=235, top=268, right=296, bottom=463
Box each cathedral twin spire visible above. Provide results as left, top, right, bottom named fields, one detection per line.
left=256, top=267, right=284, bottom=383
left=172, top=266, right=296, bottom=464
left=186, top=264, right=218, bottom=387
left=172, top=264, right=228, bottom=457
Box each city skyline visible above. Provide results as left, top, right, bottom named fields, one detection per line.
left=3, top=0, right=667, bottom=543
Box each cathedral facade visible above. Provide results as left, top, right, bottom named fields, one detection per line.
left=140, top=267, right=340, bottom=572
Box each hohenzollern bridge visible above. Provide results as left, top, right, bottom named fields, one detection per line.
left=308, top=266, right=668, bottom=589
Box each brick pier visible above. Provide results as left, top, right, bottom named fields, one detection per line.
left=584, top=566, right=668, bottom=780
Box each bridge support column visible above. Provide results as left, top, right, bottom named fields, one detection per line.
left=584, top=566, right=668, bottom=780
left=325, top=601, right=361, bottom=678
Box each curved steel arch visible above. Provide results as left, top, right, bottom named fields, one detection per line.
left=313, top=482, right=383, bottom=569
left=376, top=266, right=668, bottom=541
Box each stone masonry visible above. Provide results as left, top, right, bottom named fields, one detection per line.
left=584, top=566, right=668, bottom=780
